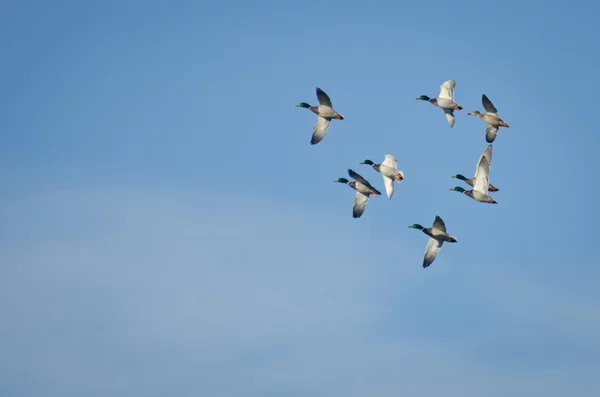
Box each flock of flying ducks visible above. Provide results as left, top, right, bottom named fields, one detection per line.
left=295, top=80, right=511, bottom=268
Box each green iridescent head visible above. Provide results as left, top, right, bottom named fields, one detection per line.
left=408, top=224, right=425, bottom=230
left=451, top=174, right=467, bottom=181
left=359, top=159, right=375, bottom=165
left=333, top=178, right=350, bottom=184
left=450, top=186, right=466, bottom=193
left=295, top=102, right=311, bottom=108
left=415, top=95, right=431, bottom=101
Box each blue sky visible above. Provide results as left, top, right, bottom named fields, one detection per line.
left=1, top=1, right=599, bottom=396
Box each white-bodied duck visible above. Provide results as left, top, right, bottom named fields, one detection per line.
left=359, top=154, right=404, bottom=199
left=416, top=79, right=463, bottom=127
left=450, top=144, right=498, bottom=204
left=451, top=144, right=499, bottom=192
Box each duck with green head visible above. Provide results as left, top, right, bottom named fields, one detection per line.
left=359, top=154, right=404, bottom=200
left=450, top=145, right=498, bottom=204
left=333, top=169, right=381, bottom=218
left=296, top=87, right=344, bottom=145
left=415, top=79, right=463, bottom=128
left=452, top=174, right=499, bottom=192
left=408, top=215, right=458, bottom=268
left=467, top=94, right=510, bottom=143
left=451, top=144, right=499, bottom=192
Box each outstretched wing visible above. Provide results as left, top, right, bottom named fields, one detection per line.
left=473, top=145, right=493, bottom=175
left=423, top=238, right=443, bottom=268
left=482, top=94, right=498, bottom=116
left=443, top=108, right=455, bottom=128
left=310, top=116, right=331, bottom=145
left=473, top=156, right=490, bottom=194
left=485, top=124, right=499, bottom=143
left=482, top=144, right=493, bottom=165
left=316, top=87, right=333, bottom=108
left=348, top=169, right=370, bottom=186
left=348, top=169, right=381, bottom=195
left=352, top=191, right=370, bottom=218
left=432, top=215, right=447, bottom=232
left=439, top=79, right=456, bottom=100
left=381, top=154, right=397, bottom=170
left=383, top=175, right=394, bottom=200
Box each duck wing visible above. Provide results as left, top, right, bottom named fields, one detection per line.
left=352, top=191, right=370, bottom=218
left=473, top=156, right=491, bottom=194
left=423, top=237, right=443, bottom=268
left=443, top=108, right=455, bottom=128
left=316, top=87, right=333, bottom=108
left=348, top=169, right=371, bottom=186
left=473, top=145, right=493, bottom=176
left=485, top=124, right=499, bottom=143
left=382, top=175, right=394, bottom=200
left=381, top=154, right=398, bottom=170
left=432, top=215, right=447, bottom=233
left=310, top=116, right=331, bottom=145
left=439, top=79, right=456, bottom=101
left=482, top=94, right=498, bottom=116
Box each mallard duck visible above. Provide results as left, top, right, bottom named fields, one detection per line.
left=450, top=144, right=498, bottom=204
left=452, top=174, right=499, bottom=192
left=451, top=144, right=499, bottom=192
left=467, top=94, right=510, bottom=143
left=416, top=79, right=463, bottom=127
left=408, top=215, right=457, bottom=268
left=296, top=87, right=344, bottom=145
left=359, top=154, right=404, bottom=200
left=333, top=169, right=381, bottom=218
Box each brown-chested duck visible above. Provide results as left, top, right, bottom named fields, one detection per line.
left=451, top=144, right=499, bottom=192
left=408, top=215, right=458, bottom=268
left=467, top=94, right=510, bottom=143
left=333, top=169, right=381, bottom=218
left=450, top=145, right=498, bottom=204
left=359, top=154, right=404, bottom=200
left=416, top=79, right=463, bottom=128
left=296, top=87, right=344, bottom=145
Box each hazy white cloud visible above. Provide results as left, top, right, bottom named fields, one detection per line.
left=0, top=186, right=599, bottom=397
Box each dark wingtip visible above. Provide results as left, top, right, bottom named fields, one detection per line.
left=310, top=135, right=322, bottom=145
